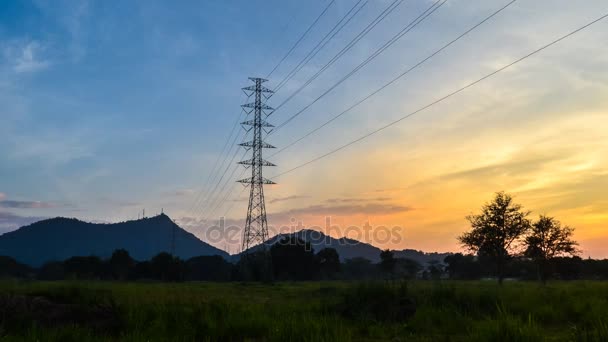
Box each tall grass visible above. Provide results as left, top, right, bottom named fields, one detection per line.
left=0, top=280, right=607, bottom=341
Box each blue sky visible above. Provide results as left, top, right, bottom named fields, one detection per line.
left=1, top=0, right=607, bottom=256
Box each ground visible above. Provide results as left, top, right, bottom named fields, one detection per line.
left=0, top=280, right=606, bottom=341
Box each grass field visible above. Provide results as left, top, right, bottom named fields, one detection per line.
left=0, top=280, right=607, bottom=341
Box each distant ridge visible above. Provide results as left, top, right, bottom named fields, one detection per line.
left=0, top=214, right=228, bottom=266
left=236, top=229, right=451, bottom=264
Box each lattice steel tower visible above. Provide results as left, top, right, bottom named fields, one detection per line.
left=237, top=77, right=276, bottom=252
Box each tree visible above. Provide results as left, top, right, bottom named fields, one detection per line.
left=108, top=249, right=135, bottom=280
left=524, top=215, right=579, bottom=284
left=380, top=249, right=396, bottom=278
left=185, top=255, right=232, bottom=281
left=316, top=248, right=340, bottom=279
left=342, top=257, right=376, bottom=280
left=459, top=192, right=531, bottom=284
left=150, top=252, right=184, bottom=281
left=270, top=237, right=316, bottom=280
left=0, top=256, right=31, bottom=278
left=427, top=259, right=444, bottom=280
left=64, top=256, right=105, bottom=279
left=394, top=258, right=421, bottom=279
left=37, top=261, right=66, bottom=280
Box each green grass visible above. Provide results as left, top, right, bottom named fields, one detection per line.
left=0, top=280, right=607, bottom=341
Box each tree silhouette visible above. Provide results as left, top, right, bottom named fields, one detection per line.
left=270, top=237, right=315, bottom=280
left=150, top=252, right=184, bottom=281
left=525, top=215, right=579, bottom=284
left=459, top=192, right=531, bottom=284
left=316, top=248, right=340, bottom=279
left=380, top=249, right=396, bottom=278
left=108, top=249, right=135, bottom=280
left=64, top=256, right=105, bottom=279
left=427, top=259, right=443, bottom=280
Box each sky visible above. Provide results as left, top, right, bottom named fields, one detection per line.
left=1, top=0, right=607, bottom=257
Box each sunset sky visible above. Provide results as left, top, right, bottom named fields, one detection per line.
left=1, top=0, right=607, bottom=257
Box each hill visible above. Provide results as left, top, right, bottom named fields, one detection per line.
left=0, top=214, right=228, bottom=266
left=237, top=229, right=451, bottom=264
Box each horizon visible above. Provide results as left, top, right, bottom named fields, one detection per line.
left=1, top=0, right=607, bottom=258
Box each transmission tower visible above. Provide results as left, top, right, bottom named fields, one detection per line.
left=237, top=77, right=276, bottom=252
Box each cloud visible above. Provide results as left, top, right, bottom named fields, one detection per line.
left=270, top=203, right=414, bottom=220
left=0, top=200, right=55, bottom=209
left=13, top=41, right=50, bottom=73
left=268, top=195, right=309, bottom=204
left=325, top=197, right=391, bottom=203
left=167, top=189, right=195, bottom=197
left=438, top=153, right=564, bottom=181
left=0, top=211, right=46, bottom=234
left=0, top=194, right=56, bottom=209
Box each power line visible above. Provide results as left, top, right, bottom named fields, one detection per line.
left=205, top=167, right=248, bottom=223
left=270, top=0, right=517, bottom=158
left=272, top=0, right=403, bottom=113
left=198, top=0, right=474, bottom=221
left=271, top=11, right=608, bottom=180
left=193, top=131, right=249, bottom=221
left=184, top=103, right=248, bottom=219
left=267, top=0, right=336, bottom=78
left=202, top=150, right=249, bottom=223
left=273, top=0, right=368, bottom=93
left=273, top=0, right=446, bottom=131
left=198, top=0, right=427, bottom=221
left=196, top=0, right=397, bottom=220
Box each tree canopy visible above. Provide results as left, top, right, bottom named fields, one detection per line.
left=459, top=191, right=531, bottom=284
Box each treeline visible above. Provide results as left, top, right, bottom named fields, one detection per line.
left=0, top=236, right=424, bottom=281
left=444, top=253, right=608, bottom=281
left=1, top=247, right=607, bottom=282
left=0, top=251, right=234, bottom=282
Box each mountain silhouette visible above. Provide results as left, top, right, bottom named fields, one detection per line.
left=0, top=214, right=228, bottom=266
left=237, top=229, right=451, bottom=264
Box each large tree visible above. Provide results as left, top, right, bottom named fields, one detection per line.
left=525, top=215, right=579, bottom=284
left=459, top=192, right=531, bottom=284
left=379, top=249, right=396, bottom=278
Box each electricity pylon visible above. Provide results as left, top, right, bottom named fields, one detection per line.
left=237, top=77, right=276, bottom=253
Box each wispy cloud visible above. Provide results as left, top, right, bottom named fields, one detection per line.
left=166, top=188, right=195, bottom=197
left=0, top=200, right=55, bottom=209
left=325, top=197, right=391, bottom=204
left=13, top=41, right=50, bottom=73
left=0, top=211, right=46, bottom=234
left=269, top=195, right=310, bottom=204
left=270, top=203, right=414, bottom=220
left=2, top=40, right=50, bottom=74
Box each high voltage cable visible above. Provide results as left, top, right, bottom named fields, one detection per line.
left=269, top=0, right=517, bottom=158
left=273, top=0, right=368, bottom=93
left=202, top=150, right=249, bottom=223
left=272, top=0, right=403, bottom=113
left=199, top=0, right=476, bottom=220
left=201, top=0, right=428, bottom=221
left=273, top=0, right=446, bottom=131
left=206, top=167, right=249, bottom=223
left=195, top=146, right=247, bottom=221
left=270, top=12, right=608, bottom=180
left=184, top=105, right=247, bottom=218
left=267, top=0, right=336, bottom=78
left=222, top=178, right=248, bottom=218
left=192, top=131, right=249, bottom=220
